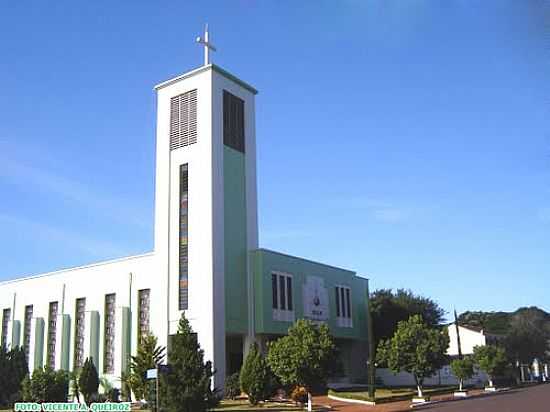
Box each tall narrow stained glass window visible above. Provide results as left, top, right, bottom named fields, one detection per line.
left=1, top=308, right=11, bottom=349
left=138, top=289, right=150, bottom=342
left=104, top=293, right=116, bottom=373
left=179, top=164, right=189, bottom=310
left=47, top=302, right=58, bottom=368
left=74, top=298, right=85, bottom=368
left=23, top=305, right=33, bottom=362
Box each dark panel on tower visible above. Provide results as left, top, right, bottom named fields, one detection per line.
left=223, top=90, right=245, bottom=153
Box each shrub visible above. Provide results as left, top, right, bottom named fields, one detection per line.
left=22, top=367, right=69, bottom=402
left=290, top=386, right=308, bottom=405
left=0, top=346, right=28, bottom=407
left=240, top=343, right=270, bottom=405
left=78, top=358, right=99, bottom=403
left=224, top=372, right=240, bottom=400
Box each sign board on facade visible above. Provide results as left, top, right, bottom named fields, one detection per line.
left=303, top=276, right=329, bottom=322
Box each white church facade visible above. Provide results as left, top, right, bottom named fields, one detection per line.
left=0, top=39, right=370, bottom=390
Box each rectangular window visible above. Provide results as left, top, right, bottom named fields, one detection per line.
left=271, top=274, right=278, bottom=309
left=271, top=272, right=294, bottom=322
left=346, top=288, right=351, bottom=319
left=279, top=276, right=286, bottom=310
left=104, top=294, right=116, bottom=374
left=47, top=302, right=58, bottom=368
left=179, top=164, right=189, bottom=310
left=23, top=305, right=33, bottom=362
left=223, top=90, right=245, bottom=153
left=335, top=286, right=353, bottom=327
left=138, top=289, right=150, bottom=342
left=340, top=288, right=346, bottom=318
left=1, top=308, right=11, bottom=349
left=335, top=288, right=341, bottom=317
left=286, top=277, right=293, bottom=311
left=170, top=89, right=198, bottom=150
left=74, top=298, right=85, bottom=369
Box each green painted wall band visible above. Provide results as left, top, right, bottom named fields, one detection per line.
left=12, top=320, right=21, bottom=348
left=224, top=146, right=249, bottom=334
left=121, top=307, right=131, bottom=374
left=89, top=311, right=100, bottom=369
left=33, top=318, right=45, bottom=370
left=61, top=315, right=71, bottom=370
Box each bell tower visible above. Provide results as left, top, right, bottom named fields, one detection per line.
left=152, top=27, right=258, bottom=388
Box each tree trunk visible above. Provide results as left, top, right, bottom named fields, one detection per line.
left=414, top=375, right=423, bottom=398
left=488, top=378, right=493, bottom=388
left=307, top=392, right=312, bottom=412
left=459, top=378, right=463, bottom=392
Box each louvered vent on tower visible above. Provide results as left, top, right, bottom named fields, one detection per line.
left=170, top=89, right=198, bottom=150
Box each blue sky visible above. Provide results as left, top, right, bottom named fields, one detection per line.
left=0, top=1, right=548, bottom=317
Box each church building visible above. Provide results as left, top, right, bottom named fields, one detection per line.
left=0, top=29, right=370, bottom=390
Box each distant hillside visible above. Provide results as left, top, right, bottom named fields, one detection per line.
left=458, top=307, right=550, bottom=335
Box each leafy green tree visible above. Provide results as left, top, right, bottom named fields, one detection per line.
left=0, top=346, right=29, bottom=406
left=240, top=343, right=271, bottom=404
left=376, top=315, right=449, bottom=398
left=161, top=313, right=219, bottom=412
left=78, top=358, right=99, bottom=403
left=450, top=357, right=474, bottom=391
left=128, top=333, right=165, bottom=401
left=22, top=366, right=69, bottom=402
left=505, top=309, right=549, bottom=364
left=267, top=319, right=337, bottom=408
left=370, top=289, right=445, bottom=348
left=473, top=345, right=508, bottom=388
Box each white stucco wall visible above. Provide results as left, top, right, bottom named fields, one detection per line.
left=447, top=325, right=486, bottom=356
left=0, top=253, right=160, bottom=383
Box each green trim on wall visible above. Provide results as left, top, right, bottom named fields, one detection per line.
left=223, top=146, right=249, bottom=334
left=121, top=307, right=131, bottom=374
left=89, top=311, right=100, bottom=369
left=60, top=315, right=71, bottom=370
left=11, top=320, right=21, bottom=348
left=33, top=318, right=45, bottom=369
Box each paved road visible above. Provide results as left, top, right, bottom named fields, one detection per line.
left=316, top=384, right=550, bottom=412
left=422, top=384, right=550, bottom=412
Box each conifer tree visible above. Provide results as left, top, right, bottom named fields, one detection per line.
left=162, top=313, right=219, bottom=412
left=78, top=358, right=99, bottom=403
left=240, top=343, right=270, bottom=404
left=128, top=334, right=165, bottom=401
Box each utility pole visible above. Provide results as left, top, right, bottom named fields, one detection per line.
left=366, top=279, right=376, bottom=400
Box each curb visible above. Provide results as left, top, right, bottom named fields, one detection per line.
left=327, top=394, right=376, bottom=406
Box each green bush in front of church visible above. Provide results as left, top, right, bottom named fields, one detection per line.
left=267, top=319, right=337, bottom=404
left=240, top=343, right=271, bottom=404
left=128, top=333, right=165, bottom=402
left=161, top=313, right=219, bottom=412
left=21, top=366, right=69, bottom=402
left=78, top=358, right=99, bottom=403
left=0, top=346, right=28, bottom=406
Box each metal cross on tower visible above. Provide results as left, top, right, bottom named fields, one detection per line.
left=196, top=24, right=216, bottom=66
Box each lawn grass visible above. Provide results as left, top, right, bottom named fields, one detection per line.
left=212, top=400, right=312, bottom=411
left=329, top=385, right=456, bottom=403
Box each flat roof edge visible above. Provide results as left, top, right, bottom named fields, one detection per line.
left=252, top=248, right=359, bottom=276
left=154, top=64, right=258, bottom=95
left=0, top=252, right=156, bottom=286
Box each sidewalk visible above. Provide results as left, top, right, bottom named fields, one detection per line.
left=314, top=389, right=486, bottom=411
